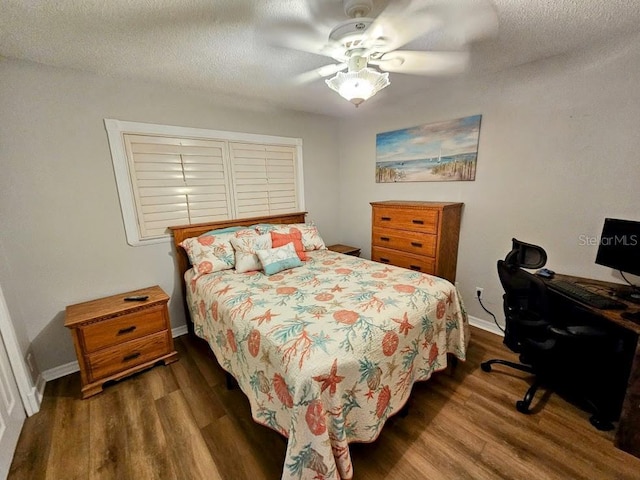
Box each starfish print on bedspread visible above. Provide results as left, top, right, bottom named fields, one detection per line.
left=313, top=359, right=345, bottom=396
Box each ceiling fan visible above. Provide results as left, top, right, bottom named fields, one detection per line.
left=272, top=0, right=498, bottom=106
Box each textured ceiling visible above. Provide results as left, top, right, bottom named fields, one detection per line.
left=1, top=0, right=638, bottom=117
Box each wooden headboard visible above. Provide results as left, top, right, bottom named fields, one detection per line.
left=169, top=212, right=307, bottom=328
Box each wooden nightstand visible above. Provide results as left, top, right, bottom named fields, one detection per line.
left=328, top=244, right=361, bottom=257
left=65, top=285, right=178, bottom=398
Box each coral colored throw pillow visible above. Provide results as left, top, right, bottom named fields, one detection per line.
left=270, top=230, right=308, bottom=261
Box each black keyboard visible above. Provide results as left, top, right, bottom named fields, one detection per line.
left=550, top=280, right=627, bottom=310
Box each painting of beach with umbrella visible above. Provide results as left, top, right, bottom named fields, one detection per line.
left=375, top=115, right=482, bottom=183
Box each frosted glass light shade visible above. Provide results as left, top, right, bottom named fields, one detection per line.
left=325, top=67, right=390, bottom=106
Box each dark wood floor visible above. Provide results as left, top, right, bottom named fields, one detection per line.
left=9, top=327, right=640, bottom=480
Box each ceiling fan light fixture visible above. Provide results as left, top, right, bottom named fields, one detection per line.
left=325, top=67, right=390, bottom=107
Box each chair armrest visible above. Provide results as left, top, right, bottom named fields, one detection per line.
left=549, top=325, right=607, bottom=338
left=517, top=319, right=550, bottom=330
left=566, top=325, right=608, bottom=337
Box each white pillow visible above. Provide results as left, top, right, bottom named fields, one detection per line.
left=256, top=242, right=303, bottom=275
left=180, top=235, right=235, bottom=277
left=230, top=233, right=272, bottom=273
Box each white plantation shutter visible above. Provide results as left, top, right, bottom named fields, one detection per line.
left=229, top=142, right=298, bottom=218
left=124, top=134, right=233, bottom=239
left=106, top=119, right=304, bottom=246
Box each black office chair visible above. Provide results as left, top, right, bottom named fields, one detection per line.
left=481, top=239, right=614, bottom=428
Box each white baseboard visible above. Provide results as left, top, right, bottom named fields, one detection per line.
left=41, top=324, right=190, bottom=383
left=41, top=360, right=80, bottom=382
left=20, top=376, right=45, bottom=416
left=468, top=315, right=505, bottom=337
left=172, top=324, right=188, bottom=337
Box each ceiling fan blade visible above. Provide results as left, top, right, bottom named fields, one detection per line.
left=262, top=19, right=345, bottom=60
left=306, top=0, right=361, bottom=30
left=362, top=1, right=443, bottom=54
left=262, top=20, right=327, bottom=56
left=362, top=0, right=498, bottom=53
left=442, top=0, right=499, bottom=45
left=291, top=63, right=348, bottom=85
left=373, top=50, right=470, bottom=75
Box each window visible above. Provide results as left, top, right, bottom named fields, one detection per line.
left=229, top=142, right=299, bottom=218
left=123, top=134, right=232, bottom=239
left=105, top=120, right=304, bottom=246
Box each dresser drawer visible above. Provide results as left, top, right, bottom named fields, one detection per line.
left=372, top=246, right=435, bottom=274
left=372, top=227, right=437, bottom=257
left=87, top=330, right=170, bottom=381
left=372, top=207, right=439, bottom=233
left=80, top=304, right=167, bottom=353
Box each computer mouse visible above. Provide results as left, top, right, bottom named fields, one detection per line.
left=536, top=268, right=555, bottom=278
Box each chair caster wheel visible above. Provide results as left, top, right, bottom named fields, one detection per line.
left=480, top=362, right=492, bottom=372
left=589, top=415, right=614, bottom=431
left=516, top=401, right=530, bottom=414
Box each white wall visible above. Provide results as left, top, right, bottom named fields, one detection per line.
left=336, top=34, right=640, bottom=325
left=0, top=58, right=341, bottom=372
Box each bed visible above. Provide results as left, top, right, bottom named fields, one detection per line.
left=170, top=213, right=469, bottom=480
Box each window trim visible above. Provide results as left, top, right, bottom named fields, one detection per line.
left=104, top=119, right=305, bottom=246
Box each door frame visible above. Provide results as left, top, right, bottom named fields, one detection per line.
left=0, top=284, right=41, bottom=416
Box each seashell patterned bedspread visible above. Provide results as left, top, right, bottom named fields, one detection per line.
left=185, top=249, right=469, bottom=480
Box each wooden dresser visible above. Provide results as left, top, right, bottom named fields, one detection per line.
left=370, top=201, right=463, bottom=282
left=65, top=285, right=178, bottom=398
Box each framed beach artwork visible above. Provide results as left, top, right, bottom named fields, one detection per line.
left=375, top=114, right=482, bottom=183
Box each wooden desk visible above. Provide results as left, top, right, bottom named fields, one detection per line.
left=548, top=274, right=640, bottom=457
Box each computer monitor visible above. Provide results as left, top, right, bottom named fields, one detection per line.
left=595, top=218, right=640, bottom=277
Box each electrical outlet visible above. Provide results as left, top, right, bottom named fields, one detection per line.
left=475, top=287, right=484, bottom=300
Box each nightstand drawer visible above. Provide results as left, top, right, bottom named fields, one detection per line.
left=372, top=246, right=435, bottom=274
left=80, top=304, right=167, bottom=353
left=372, top=227, right=437, bottom=257
left=87, top=331, right=170, bottom=381
left=373, top=207, right=439, bottom=233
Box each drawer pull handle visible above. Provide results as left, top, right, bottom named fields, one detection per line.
left=117, top=326, right=137, bottom=335
left=410, top=265, right=422, bottom=271
left=123, top=352, right=141, bottom=362
left=380, top=237, right=390, bottom=242
left=412, top=219, right=424, bottom=225
left=411, top=242, right=423, bottom=248
left=380, top=257, right=390, bottom=263
left=381, top=216, right=391, bottom=221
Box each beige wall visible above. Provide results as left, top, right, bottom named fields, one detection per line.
left=336, top=35, right=640, bottom=326
left=0, top=58, right=341, bottom=372
left=3, top=32, right=640, bottom=374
